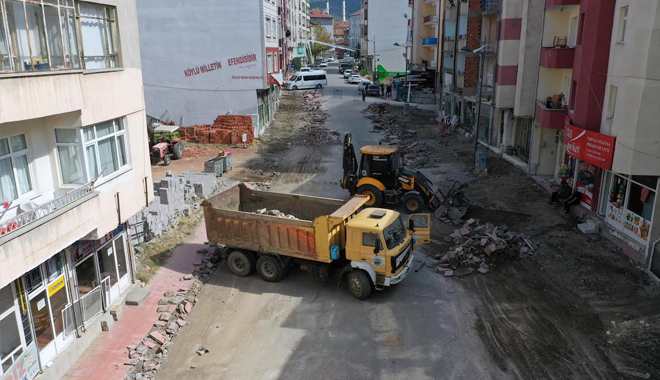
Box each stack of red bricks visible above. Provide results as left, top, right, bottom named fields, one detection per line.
left=178, top=115, right=254, bottom=145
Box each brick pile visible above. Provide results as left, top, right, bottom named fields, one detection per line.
left=178, top=115, right=255, bottom=145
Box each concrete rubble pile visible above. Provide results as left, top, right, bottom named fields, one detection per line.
left=432, top=218, right=536, bottom=277
left=289, top=93, right=340, bottom=147
left=255, top=208, right=299, bottom=220
left=363, top=104, right=436, bottom=169
left=125, top=247, right=223, bottom=379
left=128, top=172, right=232, bottom=245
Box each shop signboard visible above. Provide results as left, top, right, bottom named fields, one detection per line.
left=0, top=343, right=39, bottom=380
left=564, top=120, right=616, bottom=170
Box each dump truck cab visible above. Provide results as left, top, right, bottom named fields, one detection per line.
left=344, top=208, right=430, bottom=294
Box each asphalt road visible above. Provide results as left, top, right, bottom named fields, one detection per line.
left=156, top=63, right=507, bottom=380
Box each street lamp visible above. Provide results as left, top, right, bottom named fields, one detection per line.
left=461, top=43, right=488, bottom=168
left=394, top=42, right=411, bottom=103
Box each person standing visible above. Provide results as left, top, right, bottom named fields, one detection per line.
left=380, top=83, right=385, bottom=97
left=386, top=84, right=392, bottom=98
left=362, top=87, right=366, bottom=102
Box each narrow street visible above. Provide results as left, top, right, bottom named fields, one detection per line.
left=155, top=63, right=660, bottom=380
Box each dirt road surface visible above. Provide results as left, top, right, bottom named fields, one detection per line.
left=154, top=63, right=660, bottom=380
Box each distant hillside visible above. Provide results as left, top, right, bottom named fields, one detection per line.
left=310, top=0, right=360, bottom=20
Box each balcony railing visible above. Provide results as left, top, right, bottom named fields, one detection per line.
left=0, top=182, right=95, bottom=237
left=422, top=38, right=439, bottom=46
left=535, top=101, right=568, bottom=130
left=540, top=47, right=575, bottom=69
left=482, top=0, right=499, bottom=12
left=423, top=15, right=439, bottom=25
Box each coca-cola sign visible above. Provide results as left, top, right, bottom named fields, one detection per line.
left=563, top=118, right=616, bottom=170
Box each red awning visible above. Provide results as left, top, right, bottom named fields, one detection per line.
left=563, top=116, right=616, bottom=170
left=271, top=73, right=284, bottom=86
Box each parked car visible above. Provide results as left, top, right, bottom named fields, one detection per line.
left=343, top=69, right=354, bottom=79
left=366, top=84, right=381, bottom=96
left=320, top=62, right=328, bottom=67
left=328, top=57, right=335, bottom=62
left=349, top=74, right=361, bottom=84
left=358, top=80, right=371, bottom=91
left=285, top=71, right=328, bottom=90
left=339, top=62, right=351, bottom=73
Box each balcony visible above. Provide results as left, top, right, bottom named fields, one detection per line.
left=423, top=15, right=439, bottom=25
left=444, top=6, right=458, bottom=20
left=540, top=47, right=575, bottom=69
left=546, top=0, right=580, bottom=10
left=443, top=38, right=456, bottom=51
left=422, top=38, right=439, bottom=46
left=535, top=101, right=568, bottom=130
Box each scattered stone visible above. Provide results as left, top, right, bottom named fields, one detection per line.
left=159, top=313, right=171, bottom=321
left=176, top=319, right=187, bottom=327
left=197, top=347, right=209, bottom=356
left=157, top=306, right=169, bottom=312
left=149, top=331, right=166, bottom=345
left=144, top=340, right=157, bottom=349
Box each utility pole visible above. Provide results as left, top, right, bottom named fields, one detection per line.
left=373, top=35, right=376, bottom=82
left=474, top=50, right=485, bottom=167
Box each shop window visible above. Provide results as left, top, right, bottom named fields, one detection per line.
left=48, top=278, right=68, bottom=336
left=115, top=235, right=128, bottom=280
left=627, top=182, right=655, bottom=221
left=0, top=313, right=21, bottom=369
left=0, top=0, right=79, bottom=73
left=24, top=267, right=42, bottom=294
left=75, top=256, right=98, bottom=295
left=82, top=119, right=128, bottom=179
left=0, top=134, right=33, bottom=202
left=607, top=174, right=656, bottom=242
left=0, top=285, right=12, bottom=316
left=78, top=2, right=119, bottom=69
left=55, top=129, right=84, bottom=185
left=45, top=252, right=64, bottom=283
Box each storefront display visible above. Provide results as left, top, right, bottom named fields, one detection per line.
left=576, top=162, right=596, bottom=207
left=606, top=174, right=657, bottom=242
left=0, top=343, right=39, bottom=380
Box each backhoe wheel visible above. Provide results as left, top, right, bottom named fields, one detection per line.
left=257, top=256, right=284, bottom=283
left=227, top=250, right=254, bottom=277
left=357, top=185, right=384, bottom=208
left=346, top=270, right=372, bottom=300
left=172, top=142, right=184, bottom=159
left=163, top=155, right=172, bottom=166
left=402, top=193, right=425, bottom=214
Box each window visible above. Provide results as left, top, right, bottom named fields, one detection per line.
left=267, top=53, right=272, bottom=73
left=78, top=2, right=119, bottom=69
left=55, top=129, right=84, bottom=185
left=266, top=17, right=272, bottom=37
left=562, top=75, right=571, bottom=106
left=0, top=0, right=79, bottom=72
left=274, top=53, right=278, bottom=72
left=577, top=13, right=585, bottom=45
left=569, top=16, right=578, bottom=46
left=607, top=86, right=617, bottom=119
left=82, top=119, right=128, bottom=178
left=362, top=232, right=381, bottom=247
left=0, top=134, right=33, bottom=202
left=617, top=6, right=628, bottom=43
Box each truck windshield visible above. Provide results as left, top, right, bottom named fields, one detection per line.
left=383, top=217, right=406, bottom=249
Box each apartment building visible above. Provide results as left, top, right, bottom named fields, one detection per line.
left=0, top=0, right=152, bottom=378
left=410, top=0, right=441, bottom=72
left=285, top=0, right=311, bottom=67
left=137, top=0, right=284, bottom=133
left=348, top=9, right=362, bottom=49
left=593, top=0, right=660, bottom=270
left=360, top=0, right=409, bottom=80
left=310, top=8, right=334, bottom=39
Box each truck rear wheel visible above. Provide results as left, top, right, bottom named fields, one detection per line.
left=257, top=256, right=284, bottom=282
left=357, top=185, right=383, bottom=208
left=346, top=270, right=372, bottom=300
left=227, top=250, right=254, bottom=277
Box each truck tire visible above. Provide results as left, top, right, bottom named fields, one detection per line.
left=172, top=142, right=184, bottom=159
left=163, top=155, right=172, bottom=166
left=402, top=193, right=425, bottom=214
left=256, top=256, right=284, bottom=282
left=345, top=270, right=372, bottom=300
left=357, top=185, right=383, bottom=208
left=227, top=250, right=253, bottom=277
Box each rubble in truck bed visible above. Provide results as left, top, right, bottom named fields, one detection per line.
left=429, top=218, right=537, bottom=277
left=255, top=208, right=299, bottom=220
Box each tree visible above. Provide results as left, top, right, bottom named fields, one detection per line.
left=292, top=57, right=303, bottom=70
left=311, top=24, right=333, bottom=59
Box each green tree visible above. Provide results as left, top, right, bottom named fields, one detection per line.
left=292, top=57, right=303, bottom=70
left=311, top=24, right=333, bottom=59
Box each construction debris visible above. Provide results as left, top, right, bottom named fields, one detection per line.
left=255, top=208, right=299, bottom=220
left=289, top=93, right=340, bottom=147
left=432, top=219, right=535, bottom=277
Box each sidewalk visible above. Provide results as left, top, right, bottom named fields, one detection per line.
left=64, top=224, right=206, bottom=380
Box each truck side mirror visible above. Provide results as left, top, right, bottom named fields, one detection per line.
left=409, top=219, right=415, bottom=232
left=374, top=238, right=382, bottom=255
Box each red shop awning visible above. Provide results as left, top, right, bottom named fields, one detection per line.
left=563, top=116, right=616, bottom=170
left=270, top=73, right=284, bottom=86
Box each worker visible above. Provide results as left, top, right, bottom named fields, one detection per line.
left=386, top=84, right=392, bottom=98
left=563, top=188, right=582, bottom=214
left=362, top=87, right=366, bottom=102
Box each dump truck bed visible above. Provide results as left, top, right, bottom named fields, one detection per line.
left=203, top=184, right=368, bottom=263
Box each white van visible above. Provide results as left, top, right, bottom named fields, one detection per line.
left=285, top=71, right=328, bottom=90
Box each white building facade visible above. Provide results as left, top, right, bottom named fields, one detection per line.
left=0, top=0, right=153, bottom=378
left=348, top=9, right=362, bottom=49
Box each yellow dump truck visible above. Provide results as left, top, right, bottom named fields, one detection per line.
left=203, top=184, right=431, bottom=299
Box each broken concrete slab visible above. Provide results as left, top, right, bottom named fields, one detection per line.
left=149, top=331, right=166, bottom=345
left=125, top=288, right=151, bottom=306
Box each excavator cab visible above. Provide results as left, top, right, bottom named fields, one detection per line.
left=358, top=146, right=403, bottom=189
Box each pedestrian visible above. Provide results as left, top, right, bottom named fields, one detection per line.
left=362, top=87, right=366, bottom=102
left=439, top=118, right=447, bottom=137
left=550, top=176, right=571, bottom=204
left=378, top=103, right=385, bottom=115
left=386, top=84, right=392, bottom=98
left=380, top=83, right=385, bottom=97
left=563, top=188, right=582, bottom=214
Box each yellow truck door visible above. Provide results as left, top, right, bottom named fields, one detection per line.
left=408, top=214, right=431, bottom=245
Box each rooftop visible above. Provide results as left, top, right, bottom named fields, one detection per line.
left=350, top=9, right=362, bottom=16
left=310, top=9, right=334, bottom=18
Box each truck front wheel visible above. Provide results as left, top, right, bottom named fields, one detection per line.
left=227, top=250, right=254, bottom=277
left=346, top=270, right=372, bottom=300
left=257, top=256, right=284, bottom=282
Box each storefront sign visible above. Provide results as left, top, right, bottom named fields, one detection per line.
left=564, top=122, right=616, bottom=170
left=48, top=275, right=66, bottom=297
left=1, top=343, right=39, bottom=380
